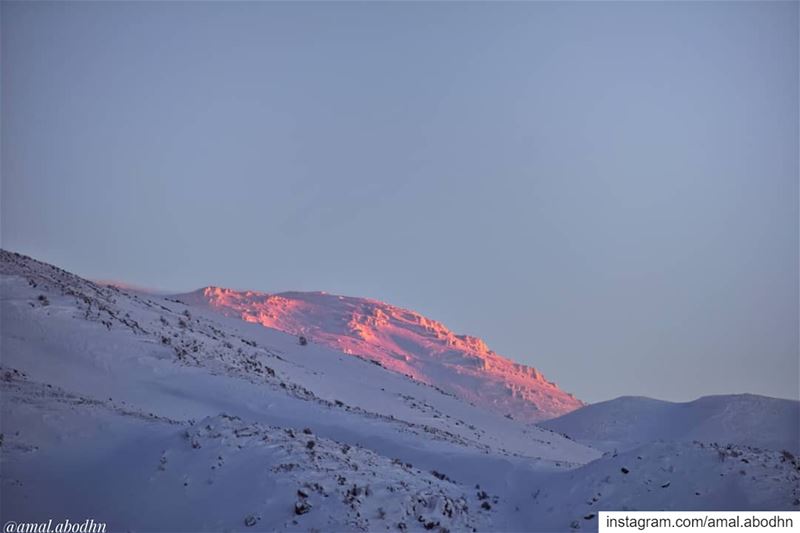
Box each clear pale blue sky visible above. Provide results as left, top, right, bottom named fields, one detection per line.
left=2, top=1, right=798, bottom=403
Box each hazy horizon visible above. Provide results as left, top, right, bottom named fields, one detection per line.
left=3, top=1, right=798, bottom=404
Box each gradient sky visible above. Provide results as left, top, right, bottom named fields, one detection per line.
left=2, top=1, right=798, bottom=403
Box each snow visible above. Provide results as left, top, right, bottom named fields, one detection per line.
left=521, top=441, right=800, bottom=531
left=1, top=250, right=798, bottom=532
left=2, top=374, right=491, bottom=532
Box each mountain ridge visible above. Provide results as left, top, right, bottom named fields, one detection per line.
left=179, top=285, right=583, bottom=422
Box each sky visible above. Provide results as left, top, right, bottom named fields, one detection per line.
left=2, top=1, right=798, bottom=403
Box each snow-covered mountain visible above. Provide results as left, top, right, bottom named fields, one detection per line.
left=179, top=287, right=583, bottom=422
left=2, top=250, right=798, bottom=532
left=540, top=394, right=800, bottom=454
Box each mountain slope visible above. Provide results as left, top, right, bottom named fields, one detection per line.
left=2, top=373, right=490, bottom=532
left=180, top=287, right=582, bottom=422
left=2, top=250, right=797, bottom=532
left=540, top=394, right=800, bottom=453
left=0, top=249, right=596, bottom=532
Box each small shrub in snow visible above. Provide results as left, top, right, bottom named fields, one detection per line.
left=294, top=500, right=312, bottom=515
left=432, top=470, right=451, bottom=482
left=298, top=335, right=308, bottom=346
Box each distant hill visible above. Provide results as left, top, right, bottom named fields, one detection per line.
left=540, top=394, right=800, bottom=453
